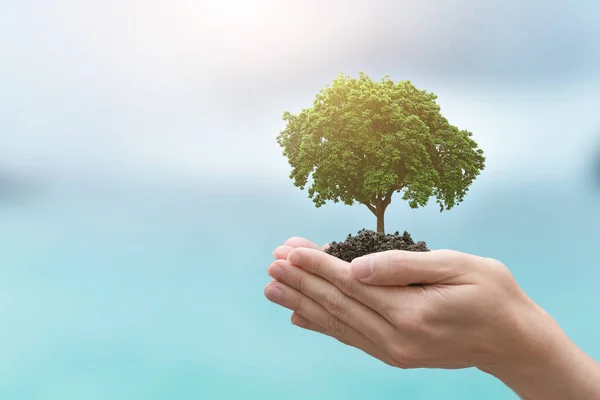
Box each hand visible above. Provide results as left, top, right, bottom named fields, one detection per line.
left=267, top=238, right=398, bottom=366
left=265, top=238, right=600, bottom=399
left=267, top=238, right=535, bottom=370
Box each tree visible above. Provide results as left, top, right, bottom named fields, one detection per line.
left=276, top=72, right=485, bottom=233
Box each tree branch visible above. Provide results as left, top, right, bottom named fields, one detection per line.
left=361, top=202, right=378, bottom=215
left=382, top=185, right=401, bottom=203
left=382, top=191, right=392, bottom=203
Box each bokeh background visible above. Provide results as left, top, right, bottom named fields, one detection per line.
left=1, top=1, right=600, bottom=399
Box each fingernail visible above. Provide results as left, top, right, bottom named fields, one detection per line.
left=272, top=245, right=291, bottom=259
left=351, top=256, right=374, bottom=279
left=268, top=264, right=285, bottom=281
left=265, top=284, right=284, bottom=303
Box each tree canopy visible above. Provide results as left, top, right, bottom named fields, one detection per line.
left=276, top=72, right=485, bottom=233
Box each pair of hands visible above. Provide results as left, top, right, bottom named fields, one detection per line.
left=265, top=237, right=536, bottom=370
left=264, top=237, right=600, bottom=399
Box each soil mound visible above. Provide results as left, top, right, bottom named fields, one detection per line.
left=324, top=229, right=429, bottom=262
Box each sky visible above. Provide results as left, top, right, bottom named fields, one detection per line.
left=1, top=0, right=599, bottom=187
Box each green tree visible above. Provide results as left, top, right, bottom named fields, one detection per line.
left=276, top=72, right=485, bottom=233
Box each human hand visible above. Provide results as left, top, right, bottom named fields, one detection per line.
left=266, top=238, right=547, bottom=370
left=268, top=237, right=398, bottom=365
left=265, top=238, right=600, bottom=399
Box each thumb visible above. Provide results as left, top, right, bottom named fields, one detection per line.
left=350, top=249, right=468, bottom=286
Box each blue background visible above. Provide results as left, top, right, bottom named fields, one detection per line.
left=1, top=175, right=599, bottom=399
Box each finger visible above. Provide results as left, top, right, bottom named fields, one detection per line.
left=349, top=249, right=472, bottom=286
left=265, top=280, right=395, bottom=366
left=290, top=312, right=327, bottom=333
left=290, top=313, right=396, bottom=366
left=286, top=246, right=374, bottom=300
left=268, top=260, right=398, bottom=349
left=286, top=247, right=416, bottom=317
left=273, top=245, right=293, bottom=259
left=273, top=237, right=322, bottom=260
left=266, top=280, right=351, bottom=338
left=265, top=281, right=374, bottom=348
left=274, top=238, right=327, bottom=260
left=284, top=237, right=322, bottom=250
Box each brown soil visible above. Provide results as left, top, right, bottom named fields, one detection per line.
left=324, top=229, right=429, bottom=262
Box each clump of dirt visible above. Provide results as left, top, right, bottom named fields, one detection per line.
left=324, top=229, right=429, bottom=262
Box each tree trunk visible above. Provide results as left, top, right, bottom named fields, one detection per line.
left=361, top=200, right=388, bottom=234
left=376, top=210, right=385, bottom=233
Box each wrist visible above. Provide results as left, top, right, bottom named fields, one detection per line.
left=479, top=297, right=600, bottom=399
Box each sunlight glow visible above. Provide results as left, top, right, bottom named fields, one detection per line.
left=1, top=0, right=599, bottom=183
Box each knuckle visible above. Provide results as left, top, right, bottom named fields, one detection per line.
left=292, top=293, right=303, bottom=312
left=391, top=308, right=429, bottom=335
left=324, top=289, right=345, bottom=318
left=376, top=250, right=411, bottom=278
left=484, top=258, right=519, bottom=290
left=380, top=251, right=397, bottom=271
left=435, top=248, right=465, bottom=262
left=391, top=252, right=411, bottom=272
left=388, top=344, right=422, bottom=369
left=295, top=271, right=306, bottom=293
left=388, top=250, right=403, bottom=259
left=404, top=314, right=430, bottom=335
left=488, top=258, right=511, bottom=276
left=336, top=271, right=358, bottom=296
left=379, top=297, right=401, bottom=319
left=327, top=316, right=348, bottom=339
left=433, top=249, right=475, bottom=273
left=314, top=254, right=326, bottom=275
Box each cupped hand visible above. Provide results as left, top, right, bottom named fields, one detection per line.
left=265, top=237, right=546, bottom=371
left=268, top=238, right=398, bottom=366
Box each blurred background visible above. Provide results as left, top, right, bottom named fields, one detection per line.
left=1, top=1, right=599, bottom=399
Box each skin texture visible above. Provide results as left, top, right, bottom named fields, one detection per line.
left=265, top=237, right=600, bottom=400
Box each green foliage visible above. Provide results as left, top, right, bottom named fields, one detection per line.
left=276, top=72, right=485, bottom=219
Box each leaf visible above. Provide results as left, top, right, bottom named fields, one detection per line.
left=276, top=72, right=485, bottom=219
